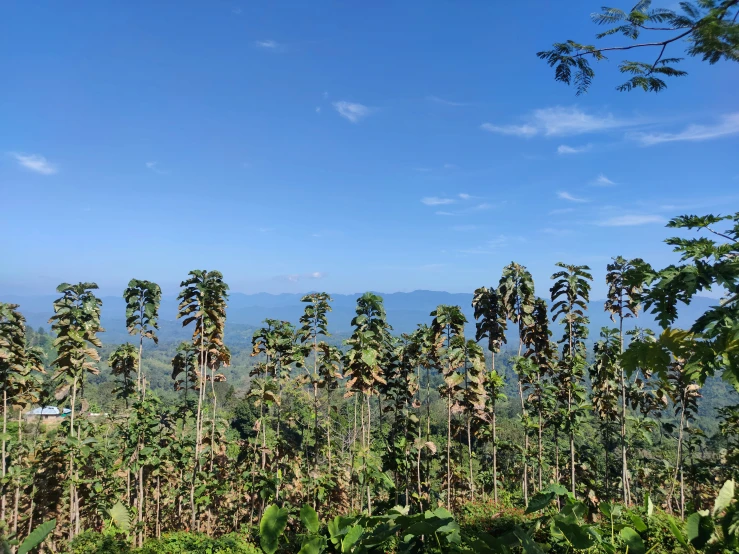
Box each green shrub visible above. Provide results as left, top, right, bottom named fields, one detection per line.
left=68, top=530, right=131, bottom=554
left=136, top=532, right=260, bottom=554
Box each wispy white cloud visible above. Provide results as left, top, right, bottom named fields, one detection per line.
left=452, top=224, right=478, bottom=231
left=472, top=202, right=494, bottom=211
left=633, top=112, right=739, bottom=145
left=9, top=152, right=57, bottom=175
left=484, top=106, right=637, bottom=139
left=427, top=95, right=469, bottom=107
left=592, top=173, right=615, bottom=186
left=549, top=207, right=576, bottom=215
left=480, top=123, right=538, bottom=137
left=315, top=106, right=321, bottom=113
left=422, top=196, right=455, bottom=206
left=232, top=7, right=243, bottom=15
left=146, top=161, right=169, bottom=175
left=557, top=191, right=589, bottom=203
left=443, top=163, right=457, bottom=169
left=598, top=214, right=665, bottom=226
left=435, top=211, right=456, bottom=216
left=281, top=271, right=326, bottom=283
left=255, top=39, right=280, bottom=49
left=333, top=101, right=372, bottom=123
left=459, top=235, right=523, bottom=255
left=542, top=227, right=574, bottom=236
left=458, top=193, right=471, bottom=200
left=557, top=144, right=592, bottom=155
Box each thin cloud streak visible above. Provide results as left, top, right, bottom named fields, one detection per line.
left=483, top=106, right=638, bottom=138
left=633, top=112, right=739, bottom=145
left=592, top=174, right=615, bottom=186
left=557, top=191, right=589, bottom=203
left=333, top=101, right=372, bottom=123
left=9, top=152, right=57, bottom=175
left=557, top=144, right=592, bottom=154
left=422, top=197, right=455, bottom=206
left=598, top=214, right=665, bottom=226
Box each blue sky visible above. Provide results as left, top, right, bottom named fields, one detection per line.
left=1, top=1, right=737, bottom=299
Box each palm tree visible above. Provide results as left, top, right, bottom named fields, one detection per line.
left=109, top=343, right=138, bottom=408
left=343, top=292, right=392, bottom=514
left=176, top=270, right=229, bottom=531
left=497, top=262, right=536, bottom=503
left=430, top=304, right=466, bottom=509
left=48, top=282, right=104, bottom=539
left=605, top=256, right=648, bottom=505
left=124, top=279, right=161, bottom=399
left=550, top=263, right=592, bottom=497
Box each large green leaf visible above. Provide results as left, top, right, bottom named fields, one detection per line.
left=620, top=527, right=645, bottom=554
left=555, top=520, right=595, bottom=549
left=341, top=525, right=363, bottom=553
left=525, top=491, right=556, bottom=513
left=298, top=536, right=327, bottom=554
left=666, top=516, right=689, bottom=549
left=108, top=502, right=130, bottom=531
left=713, top=480, right=735, bottom=517
left=260, top=504, right=289, bottom=554
left=686, top=511, right=713, bottom=549
left=18, top=519, right=56, bottom=554
left=301, top=504, right=321, bottom=534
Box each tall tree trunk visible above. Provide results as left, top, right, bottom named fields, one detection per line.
left=467, top=417, right=474, bottom=501
left=619, top=315, right=629, bottom=506
left=1, top=389, right=6, bottom=522
left=667, top=408, right=686, bottom=518
left=366, top=394, right=372, bottom=515
left=446, top=397, right=452, bottom=510
left=68, top=378, right=77, bottom=541
left=492, top=410, right=498, bottom=504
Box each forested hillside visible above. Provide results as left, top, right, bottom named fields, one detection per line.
left=2, top=213, right=739, bottom=554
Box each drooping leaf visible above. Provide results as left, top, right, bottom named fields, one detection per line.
left=301, top=504, right=321, bottom=534
left=18, top=519, right=56, bottom=554
left=108, top=502, right=130, bottom=531
left=620, top=527, right=646, bottom=554
left=260, top=504, right=289, bottom=554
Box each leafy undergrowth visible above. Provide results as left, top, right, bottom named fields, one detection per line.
left=69, top=531, right=260, bottom=554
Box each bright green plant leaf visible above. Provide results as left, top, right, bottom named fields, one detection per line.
left=629, top=513, right=647, bottom=533
left=525, top=491, right=556, bottom=514
left=713, top=480, right=735, bottom=517
left=260, top=504, right=289, bottom=554
left=341, top=525, right=363, bottom=553
left=686, top=511, right=713, bottom=549
left=620, top=527, right=645, bottom=554
left=298, top=535, right=327, bottom=554
left=18, top=519, right=56, bottom=554
left=108, top=501, right=130, bottom=531
left=300, top=504, right=321, bottom=534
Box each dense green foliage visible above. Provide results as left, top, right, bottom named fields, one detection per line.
left=1, top=214, right=738, bottom=553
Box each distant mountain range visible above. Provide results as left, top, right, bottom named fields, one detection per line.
left=4, top=290, right=719, bottom=346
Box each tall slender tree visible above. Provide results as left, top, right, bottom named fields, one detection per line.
left=550, top=263, right=592, bottom=497
left=297, top=293, right=333, bottom=470
left=590, top=327, right=621, bottom=501
left=472, top=286, right=508, bottom=373
left=430, top=304, right=467, bottom=509
left=109, top=343, right=138, bottom=408
left=497, top=262, right=536, bottom=503
left=176, top=270, right=229, bottom=531
left=171, top=341, right=199, bottom=407
left=343, top=293, right=391, bottom=514
left=605, top=256, right=648, bottom=505
left=49, top=282, right=104, bottom=539
left=124, top=279, right=161, bottom=398
left=0, top=303, right=28, bottom=522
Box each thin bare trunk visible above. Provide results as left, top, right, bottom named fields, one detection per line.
left=365, top=394, right=372, bottom=515
left=492, top=411, right=498, bottom=504
left=68, top=378, right=77, bottom=541
left=446, top=398, right=452, bottom=510
left=467, top=417, right=474, bottom=501
left=1, top=390, right=6, bottom=522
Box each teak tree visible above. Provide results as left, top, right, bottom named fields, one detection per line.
left=48, top=282, right=104, bottom=539
left=124, top=279, right=161, bottom=399
left=550, top=263, right=592, bottom=497
left=109, top=343, right=138, bottom=408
